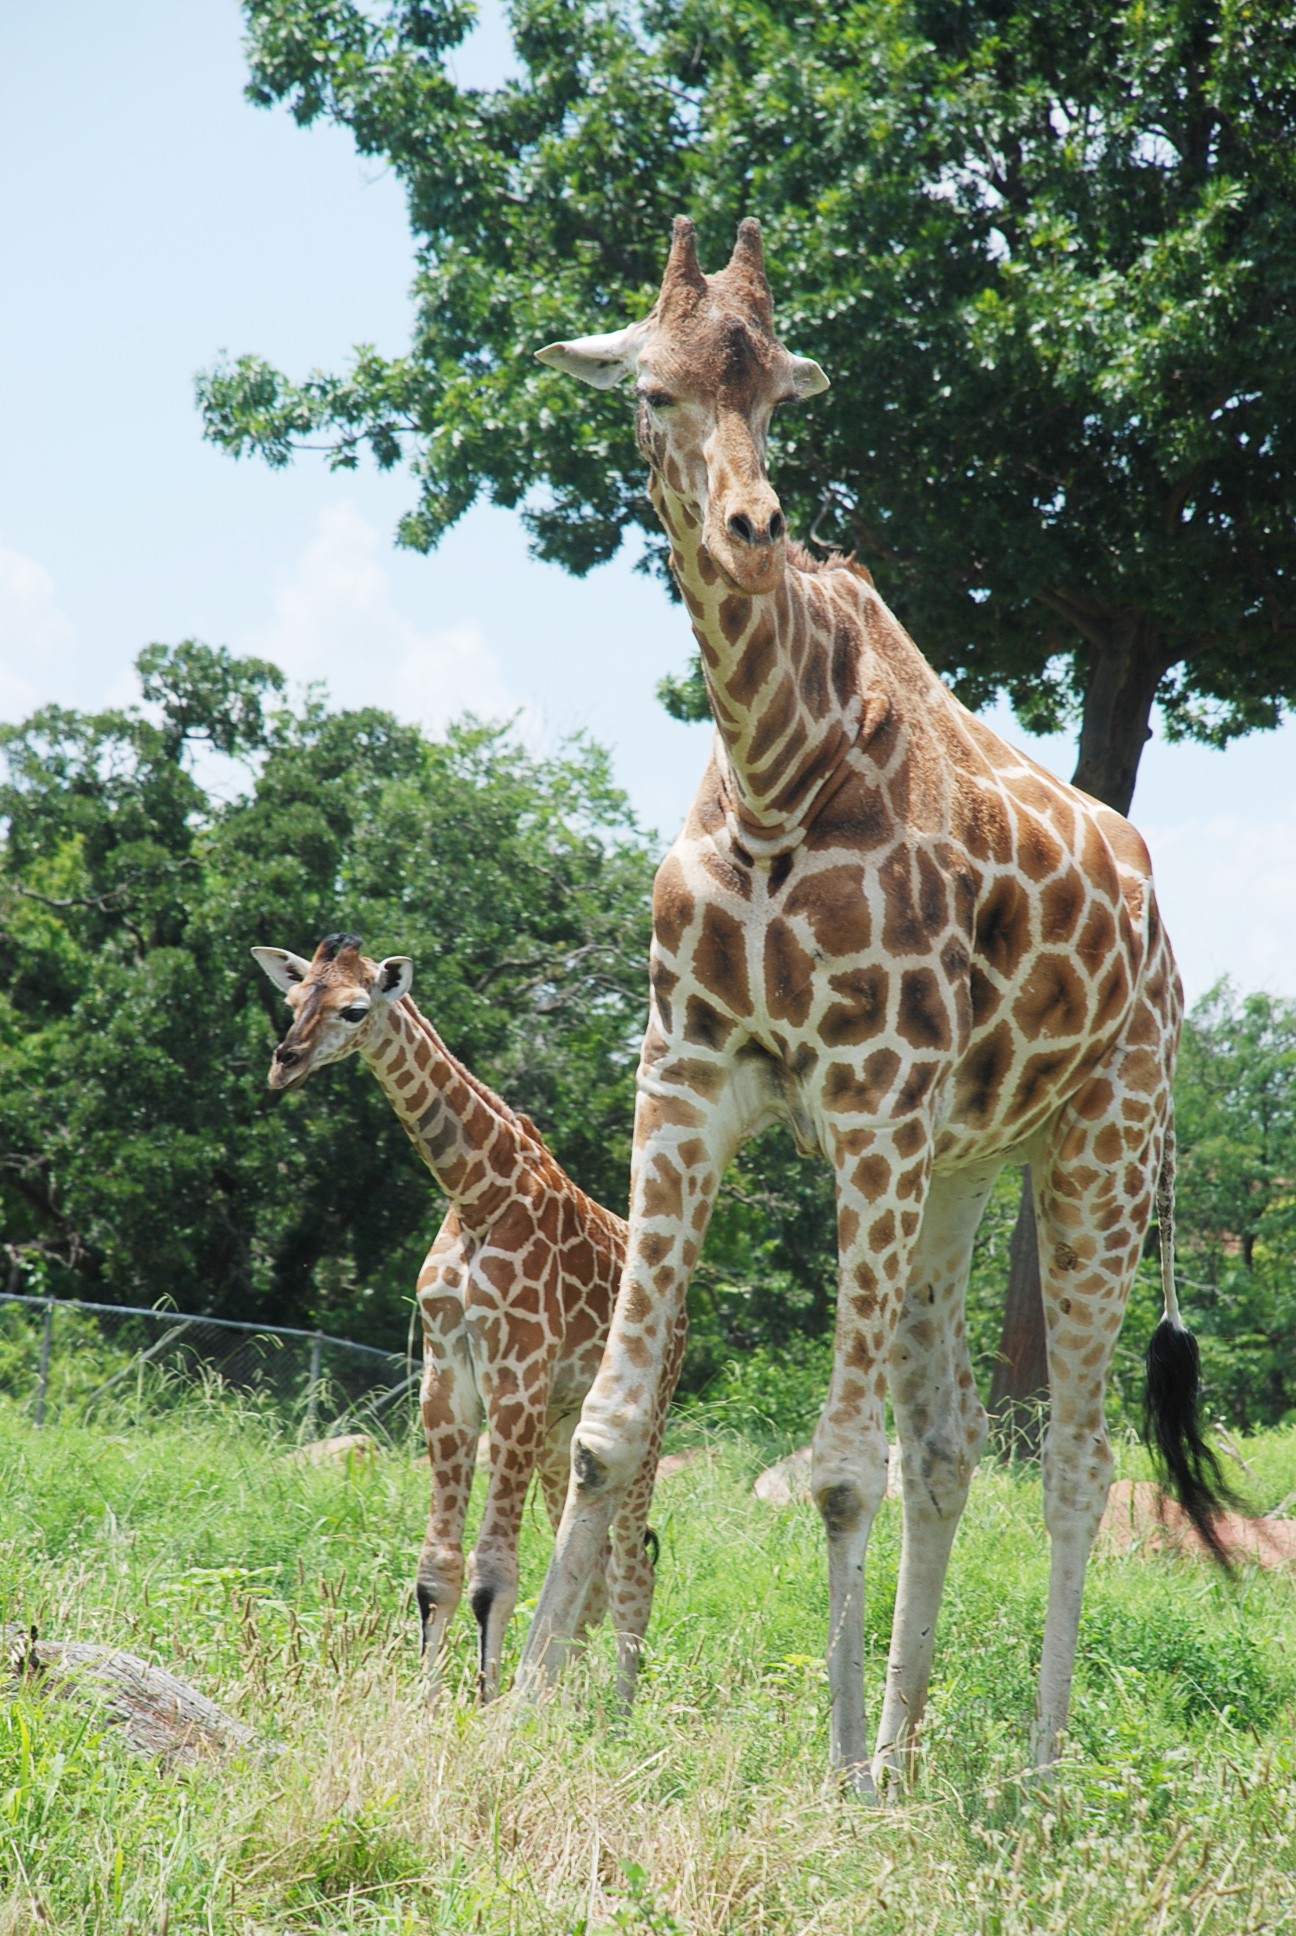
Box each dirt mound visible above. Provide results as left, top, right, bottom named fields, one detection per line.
left=1098, top=1480, right=1296, bottom=1568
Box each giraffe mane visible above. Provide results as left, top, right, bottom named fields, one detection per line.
left=787, top=539, right=874, bottom=585
left=397, top=992, right=552, bottom=1156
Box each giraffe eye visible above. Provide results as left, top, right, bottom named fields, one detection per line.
left=340, top=1005, right=369, bottom=1024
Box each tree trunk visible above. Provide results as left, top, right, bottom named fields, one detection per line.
left=1068, top=617, right=1168, bottom=817
left=988, top=1170, right=1051, bottom=1455
left=989, top=617, right=1168, bottom=1454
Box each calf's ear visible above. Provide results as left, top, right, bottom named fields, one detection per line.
left=251, top=947, right=312, bottom=995
left=375, top=956, right=414, bottom=1002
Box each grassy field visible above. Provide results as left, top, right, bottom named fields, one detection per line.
left=2, top=1393, right=1295, bottom=1934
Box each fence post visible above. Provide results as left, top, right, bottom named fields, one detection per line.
left=35, top=1299, right=54, bottom=1428
left=305, top=1329, right=323, bottom=1439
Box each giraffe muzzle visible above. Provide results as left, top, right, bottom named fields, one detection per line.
left=727, top=509, right=785, bottom=548
left=268, top=1042, right=310, bottom=1092
left=707, top=497, right=786, bottom=595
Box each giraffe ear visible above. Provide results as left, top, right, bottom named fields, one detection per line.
left=252, top=947, right=312, bottom=995
left=787, top=353, right=830, bottom=399
left=535, top=321, right=649, bottom=390
left=375, top=956, right=414, bottom=1002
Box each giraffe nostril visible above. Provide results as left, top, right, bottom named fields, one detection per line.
left=276, top=1046, right=300, bottom=1068
left=768, top=509, right=785, bottom=541
left=727, top=512, right=756, bottom=547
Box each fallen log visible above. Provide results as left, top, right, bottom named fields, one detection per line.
left=3, top=1624, right=257, bottom=1766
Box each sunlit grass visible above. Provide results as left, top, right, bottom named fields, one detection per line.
left=2, top=1393, right=1295, bottom=1932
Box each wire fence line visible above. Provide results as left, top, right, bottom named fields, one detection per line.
left=0, top=1291, right=420, bottom=1439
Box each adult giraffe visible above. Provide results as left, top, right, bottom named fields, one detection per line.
left=253, top=934, right=678, bottom=1705
left=517, top=218, right=1225, bottom=1796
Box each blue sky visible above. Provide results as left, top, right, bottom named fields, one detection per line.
left=3, top=0, right=1294, bottom=1008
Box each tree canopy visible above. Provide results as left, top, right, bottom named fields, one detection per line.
left=0, top=644, right=839, bottom=1382
left=1173, top=983, right=1296, bottom=1427
left=202, top=0, right=1296, bottom=811
left=0, top=644, right=655, bottom=1343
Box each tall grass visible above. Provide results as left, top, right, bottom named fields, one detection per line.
left=2, top=1390, right=1295, bottom=1933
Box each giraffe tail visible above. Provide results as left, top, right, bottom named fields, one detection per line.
left=1142, top=1116, right=1235, bottom=1566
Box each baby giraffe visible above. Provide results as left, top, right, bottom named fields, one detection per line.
left=253, top=933, right=678, bottom=1704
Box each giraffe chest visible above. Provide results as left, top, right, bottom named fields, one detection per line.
left=654, top=835, right=973, bottom=1080
left=653, top=812, right=1154, bottom=1164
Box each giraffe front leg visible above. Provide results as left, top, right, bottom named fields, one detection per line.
left=1028, top=1069, right=1165, bottom=1769
left=517, top=1065, right=738, bottom=1701
left=817, top=1119, right=934, bottom=1799
left=540, top=1412, right=609, bottom=1638
left=606, top=1300, right=688, bottom=1708
left=414, top=1274, right=482, bottom=1704
left=872, top=1165, right=997, bottom=1796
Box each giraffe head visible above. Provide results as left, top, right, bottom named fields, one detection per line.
left=537, top=216, right=828, bottom=597
left=252, top=933, right=414, bottom=1092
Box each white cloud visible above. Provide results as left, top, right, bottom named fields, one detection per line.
left=0, top=539, right=77, bottom=720
left=1144, top=812, right=1296, bottom=1008
left=245, top=501, right=526, bottom=734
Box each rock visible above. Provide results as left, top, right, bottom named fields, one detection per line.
left=656, top=1448, right=705, bottom=1483
left=755, top=1444, right=904, bottom=1508
left=754, top=1445, right=813, bottom=1507
left=1098, top=1480, right=1296, bottom=1568
left=291, top=1432, right=378, bottom=1468
left=3, top=1625, right=257, bottom=1766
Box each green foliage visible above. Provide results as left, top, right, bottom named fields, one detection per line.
left=0, top=643, right=655, bottom=1344
left=204, top=0, right=1296, bottom=794
left=1172, top=981, right=1296, bottom=1426
left=0, top=1299, right=136, bottom=1417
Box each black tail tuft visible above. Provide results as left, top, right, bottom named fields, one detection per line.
left=1143, top=1318, right=1235, bottom=1567
left=643, top=1528, right=661, bottom=1569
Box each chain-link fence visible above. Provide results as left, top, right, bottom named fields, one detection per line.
left=0, top=1292, right=418, bottom=1439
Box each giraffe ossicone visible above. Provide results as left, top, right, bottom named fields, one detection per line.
left=519, top=216, right=1228, bottom=1797
left=253, top=932, right=681, bottom=1707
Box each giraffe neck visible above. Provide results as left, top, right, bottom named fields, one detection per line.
left=361, top=997, right=535, bottom=1226
left=653, top=471, right=879, bottom=856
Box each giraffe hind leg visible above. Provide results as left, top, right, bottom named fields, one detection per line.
left=1029, top=1060, right=1168, bottom=1768
left=872, top=1163, right=998, bottom=1796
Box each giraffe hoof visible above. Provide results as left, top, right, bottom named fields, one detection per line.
left=833, top=1760, right=879, bottom=1804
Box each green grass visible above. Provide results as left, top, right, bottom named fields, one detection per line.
left=2, top=1392, right=1295, bottom=1933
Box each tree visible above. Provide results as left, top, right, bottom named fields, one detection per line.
left=1171, top=983, right=1296, bottom=1427
left=201, top=0, right=1296, bottom=1430
left=205, top=0, right=1296, bottom=784
left=0, top=645, right=658, bottom=1344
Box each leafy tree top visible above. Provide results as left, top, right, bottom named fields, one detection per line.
left=0, top=643, right=655, bottom=1339
left=201, top=0, right=1296, bottom=783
